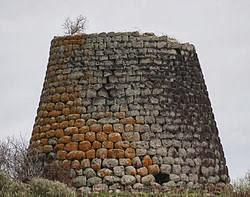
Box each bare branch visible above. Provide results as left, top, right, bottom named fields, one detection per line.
left=62, top=15, right=88, bottom=35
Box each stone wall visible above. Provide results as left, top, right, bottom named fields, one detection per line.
left=30, top=32, right=229, bottom=192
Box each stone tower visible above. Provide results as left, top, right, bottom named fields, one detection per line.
left=30, top=32, right=229, bottom=192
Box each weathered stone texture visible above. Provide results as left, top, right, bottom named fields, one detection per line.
left=30, top=32, right=229, bottom=192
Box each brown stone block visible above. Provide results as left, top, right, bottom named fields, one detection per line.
left=62, top=160, right=71, bottom=169
left=91, top=158, right=102, bottom=171
left=85, top=132, right=96, bottom=142
left=31, top=133, right=39, bottom=141
left=60, top=121, right=68, bottom=129
left=96, top=132, right=108, bottom=142
left=51, top=93, right=61, bottom=102
left=108, top=133, right=122, bottom=142
left=79, top=126, right=90, bottom=133
left=71, top=160, right=81, bottom=169
left=64, top=127, right=78, bottom=135
left=86, top=149, right=96, bottom=159
left=51, top=122, right=60, bottom=130
left=79, top=141, right=91, bottom=152
left=115, top=141, right=130, bottom=149
left=60, top=93, right=70, bottom=102
left=58, top=136, right=71, bottom=144
left=113, top=124, right=124, bottom=132
left=81, top=159, right=90, bottom=169
left=120, top=117, right=135, bottom=124
left=108, top=149, right=125, bottom=158
left=43, top=145, right=53, bottom=153
left=125, top=124, right=134, bottom=132
left=90, top=123, right=102, bottom=132
left=105, top=112, right=113, bottom=118
left=75, top=119, right=85, bottom=127
left=57, top=150, right=67, bottom=160
left=55, top=129, right=64, bottom=138
left=96, top=148, right=108, bottom=159
left=97, top=168, right=112, bottom=177
left=143, top=155, right=153, bottom=167
left=119, top=158, right=132, bottom=166
left=40, top=132, right=46, bottom=138
left=92, top=141, right=102, bottom=149
left=72, top=134, right=85, bottom=142
left=68, top=120, right=75, bottom=127
left=125, top=148, right=136, bottom=158
left=41, top=138, right=48, bottom=145
left=137, top=167, right=148, bottom=176
left=114, top=112, right=125, bottom=119
left=41, top=125, right=50, bottom=132
left=46, top=130, right=56, bottom=138
left=102, top=141, right=113, bottom=149
left=86, top=119, right=97, bottom=126
left=65, top=142, right=78, bottom=151
left=148, top=164, right=160, bottom=175
left=49, top=110, right=61, bottom=117
left=62, top=108, right=70, bottom=115
left=67, top=150, right=85, bottom=160
left=54, top=143, right=64, bottom=151
left=68, top=113, right=80, bottom=120
left=103, top=124, right=113, bottom=133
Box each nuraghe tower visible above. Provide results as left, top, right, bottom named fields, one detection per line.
left=30, top=32, right=229, bottom=192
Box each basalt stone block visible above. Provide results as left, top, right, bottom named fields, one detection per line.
left=30, top=32, right=229, bottom=191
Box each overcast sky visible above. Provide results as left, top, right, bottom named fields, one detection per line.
left=0, top=0, right=249, bottom=181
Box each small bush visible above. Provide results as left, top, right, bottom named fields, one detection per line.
left=30, top=178, right=76, bottom=197
left=63, top=15, right=88, bottom=35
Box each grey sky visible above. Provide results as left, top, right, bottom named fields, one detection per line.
left=0, top=0, right=249, bottom=181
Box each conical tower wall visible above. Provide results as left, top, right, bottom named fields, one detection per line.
left=30, top=32, right=229, bottom=191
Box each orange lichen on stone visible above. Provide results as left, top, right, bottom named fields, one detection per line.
left=124, top=148, right=136, bottom=158
left=90, top=124, right=102, bottom=132
left=143, top=155, right=153, bottom=167
left=41, top=138, right=48, bottom=145
left=64, top=127, right=78, bottom=135
left=57, top=150, right=67, bottom=160
left=72, top=134, right=85, bottom=142
left=65, top=142, right=78, bottom=151
left=67, top=150, right=85, bottom=160
left=92, top=141, right=102, bottom=149
left=54, top=143, right=64, bottom=151
left=60, top=121, right=68, bottom=129
left=103, top=124, right=113, bottom=133
left=55, top=129, right=64, bottom=138
left=62, top=108, right=70, bottom=115
left=108, top=149, right=125, bottom=158
left=75, top=119, right=85, bottom=127
left=137, top=167, right=148, bottom=176
left=79, top=126, right=89, bottom=133
left=96, top=132, right=107, bottom=141
left=86, top=149, right=95, bottom=159
left=43, top=145, right=53, bottom=153
left=58, top=136, right=71, bottom=144
left=79, top=141, right=91, bottom=152
left=49, top=110, right=61, bottom=117
left=147, top=164, right=160, bottom=175
left=108, top=133, right=122, bottom=142
left=46, top=130, right=56, bottom=138
left=102, top=141, right=113, bottom=149
left=85, top=132, right=96, bottom=142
